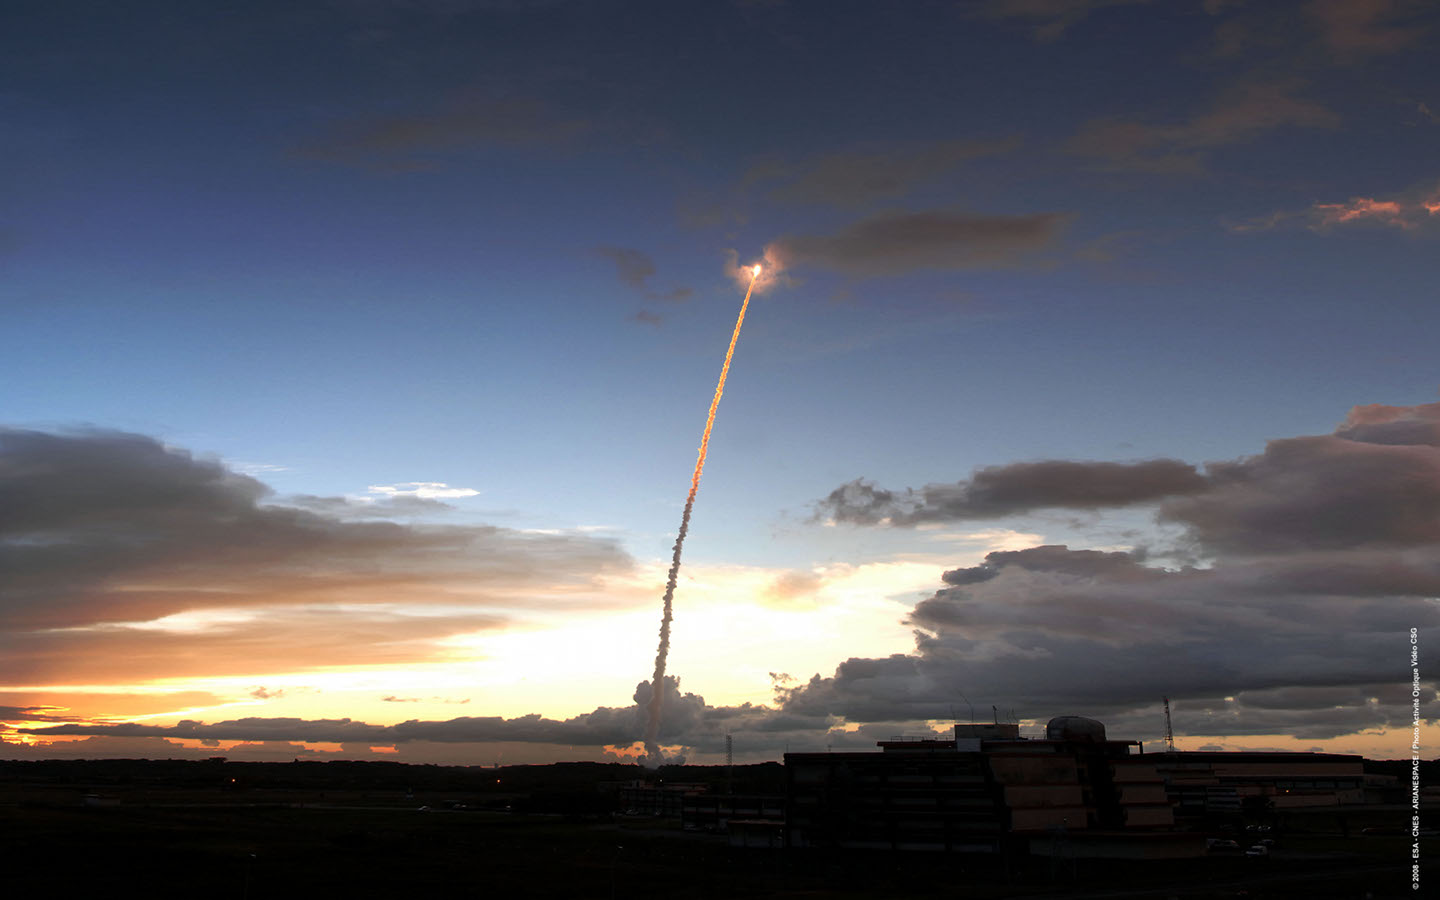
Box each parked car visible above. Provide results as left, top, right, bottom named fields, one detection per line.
left=1245, top=845, right=1268, bottom=857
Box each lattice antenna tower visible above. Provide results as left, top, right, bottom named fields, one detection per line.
left=1163, top=696, right=1176, bottom=752
left=725, top=733, right=734, bottom=794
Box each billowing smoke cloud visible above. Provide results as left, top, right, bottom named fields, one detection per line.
left=818, top=459, right=1206, bottom=525
left=763, top=209, right=1066, bottom=277
left=641, top=267, right=759, bottom=764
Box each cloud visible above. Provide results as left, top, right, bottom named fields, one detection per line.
left=594, top=246, right=692, bottom=317
left=1160, top=434, right=1440, bottom=555
left=1066, top=81, right=1338, bottom=173
left=763, top=209, right=1066, bottom=277
left=1232, top=180, right=1440, bottom=233
left=787, top=400, right=1440, bottom=743
left=18, top=676, right=941, bottom=762
left=775, top=543, right=1440, bottom=733
left=1306, top=0, right=1431, bottom=59
left=820, top=403, right=1440, bottom=556
left=973, top=0, right=1153, bottom=42
left=367, top=481, right=480, bottom=500
left=296, top=94, right=589, bottom=169
left=286, top=493, right=457, bottom=517
left=594, top=246, right=656, bottom=289
left=17, top=401, right=1440, bottom=758
left=0, top=705, right=76, bottom=723
left=0, top=428, right=631, bottom=681
left=750, top=138, right=1021, bottom=209
left=817, top=459, right=1206, bottom=525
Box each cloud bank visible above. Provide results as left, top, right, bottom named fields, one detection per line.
left=0, top=428, right=631, bottom=682
left=13, top=401, right=1439, bottom=760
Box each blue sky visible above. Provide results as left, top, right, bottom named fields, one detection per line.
left=3, top=0, right=1438, bottom=764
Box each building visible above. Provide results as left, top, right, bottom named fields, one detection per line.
left=1149, top=750, right=1367, bottom=815
left=681, top=793, right=784, bottom=832
left=785, top=716, right=1194, bottom=858
left=617, top=780, right=708, bottom=817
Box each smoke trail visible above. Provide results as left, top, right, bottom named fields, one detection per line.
left=642, top=266, right=761, bottom=764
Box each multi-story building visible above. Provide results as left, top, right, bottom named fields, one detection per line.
left=1149, top=750, right=1366, bottom=815
left=785, top=716, right=1188, bottom=858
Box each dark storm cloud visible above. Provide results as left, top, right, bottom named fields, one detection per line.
left=752, top=138, right=1022, bottom=209
left=973, top=0, right=1153, bottom=42
left=764, top=209, right=1066, bottom=277
left=820, top=401, right=1440, bottom=556
left=1065, top=80, right=1338, bottom=173
left=296, top=94, right=589, bottom=169
left=1161, top=435, right=1440, bottom=555
left=789, top=402, right=1440, bottom=745
left=941, top=545, right=1148, bottom=585
left=773, top=545, right=1440, bottom=728
left=0, top=429, right=631, bottom=681
left=818, top=459, right=1205, bottom=525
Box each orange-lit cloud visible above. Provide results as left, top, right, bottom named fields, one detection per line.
left=1312, top=197, right=1407, bottom=227
left=1233, top=180, right=1440, bottom=233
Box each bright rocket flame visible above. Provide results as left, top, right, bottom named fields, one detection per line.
left=641, top=263, right=761, bottom=764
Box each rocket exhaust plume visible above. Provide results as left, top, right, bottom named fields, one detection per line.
left=642, top=264, right=762, bottom=764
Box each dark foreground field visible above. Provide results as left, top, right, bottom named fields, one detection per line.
left=2, top=760, right=1434, bottom=899
left=6, top=802, right=1433, bottom=900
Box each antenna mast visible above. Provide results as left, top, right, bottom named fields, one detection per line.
left=1163, top=696, right=1176, bottom=752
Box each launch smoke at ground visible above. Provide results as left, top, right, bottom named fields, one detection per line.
left=642, top=265, right=761, bottom=764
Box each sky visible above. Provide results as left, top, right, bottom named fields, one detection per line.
left=3, top=0, right=1439, bottom=766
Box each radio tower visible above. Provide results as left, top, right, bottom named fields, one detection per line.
left=725, top=734, right=734, bottom=794
left=1163, top=696, right=1176, bottom=752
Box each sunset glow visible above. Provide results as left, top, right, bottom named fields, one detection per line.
left=3, top=1, right=1437, bottom=769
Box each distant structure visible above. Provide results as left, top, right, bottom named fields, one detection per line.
left=783, top=714, right=1378, bottom=860
left=787, top=715, right=1182, bottom=859
left=1163, top=697, right=1176, bottom=752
